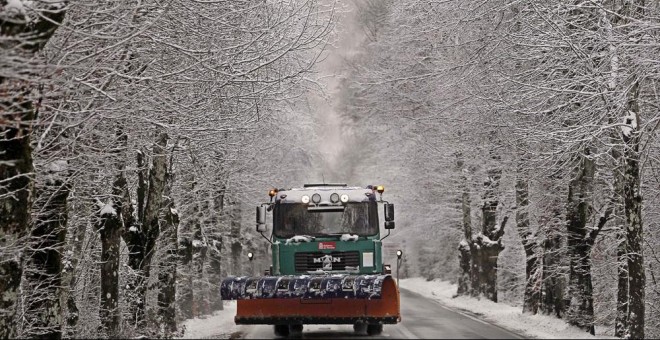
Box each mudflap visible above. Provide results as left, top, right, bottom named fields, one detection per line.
left=220, top=275, right=400, bottom=325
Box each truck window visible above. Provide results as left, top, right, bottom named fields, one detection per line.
left=273, top=201, right=378, bottom=238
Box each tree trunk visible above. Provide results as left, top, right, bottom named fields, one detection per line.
left=0, top=64, right=35, bottom=340
left=0, top=3, right=66, bottom=337
left=207, top=187, right=225, bottom=311
left=457, top=240, right=471, bottom=296
left=124, top=150, right=147, bottom=326
left=456, top=154, right=472, bottom=296
left=62, top=197, right=91, bottom=336
left=229, top=199, right=243, bottom=276
left=565, top=151, right=596, bottom=335
left=177, top=172, right=196, bottom=318
left=566, top=243, right=596, bottom=335
left=208, top=235, right=224, bottom=311
left=0, top=73, right=35, bottom=340
left=540, top=233, right=566, bottom=317
left=610, top=135, right=628, bottom=338
left=469, top=242, right=481, bottom=298
left=96, top=128, right=135, bottom=337
left=475, top=226, right=507, bottom=302
left=615, top=229, right=629, bottom=338
left=625, top=197, right=644, bottom=339
left=231, top=241, right=243, bottom=277
left=157, top=172, right=179, bottom=335
left=25, top=163, right=71, bottom=339
left=177, top=192, right=194, bottom=319
left=622, top=81, right=644, bottom=339
left=123, top=132, right=169, bottom=327
left=539, top=175, right=566, bottom=317
left=97, top=196, right=122, bottom=338
left=192, top=223, right=209, bottom=316
left=476, top=165, right=505, bottom=302
left=515, top=169, right=540, bottom=314
left=178, top=235, right=194, bottom=319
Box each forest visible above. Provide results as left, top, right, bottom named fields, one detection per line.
left=1, top=0, right=659, bottom=339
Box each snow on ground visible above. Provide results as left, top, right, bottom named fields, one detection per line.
left=179, top=301, right=240, bottom=339
left=180, top=278, right=616, bottom=339
left=400, top=278, right=615, bottom=339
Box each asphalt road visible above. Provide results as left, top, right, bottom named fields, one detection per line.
left=238, top=288, right=522, bottom=339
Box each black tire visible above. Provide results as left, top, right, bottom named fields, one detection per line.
left=367, top=324, right=383, bottom=335
left=288, top=324, right=303, bottom=338
left=274, top=324, right=289, bottom=337
left=353, top=322, right=368, bottom=334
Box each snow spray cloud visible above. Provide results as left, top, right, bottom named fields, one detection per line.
left=308, top=0, right=367, bottom=184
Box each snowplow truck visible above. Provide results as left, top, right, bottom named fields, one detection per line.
left=220, top=184, right=401, bottom=337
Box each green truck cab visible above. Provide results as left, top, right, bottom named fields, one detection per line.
left=256, top=184, right=396, bottom=276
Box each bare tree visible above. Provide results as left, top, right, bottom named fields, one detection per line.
left=157, top=164, right=179, bottom=334
left=515, top=160, right=541, bottom=314
left=0, top=1, right=67, bottom=337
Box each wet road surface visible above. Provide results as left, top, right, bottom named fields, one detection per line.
left=238, top=288, right=522, bottom=339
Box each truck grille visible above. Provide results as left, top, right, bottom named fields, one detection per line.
left=294, top=251, right=360, bottom=272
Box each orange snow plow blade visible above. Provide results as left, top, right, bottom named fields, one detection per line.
left=234, top=275, right=400, bottom=325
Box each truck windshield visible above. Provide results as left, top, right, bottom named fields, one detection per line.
left=273, top=202, right=379, bottom=238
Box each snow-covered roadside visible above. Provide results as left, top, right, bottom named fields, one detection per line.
left=179, top=301, right=241, bottom=339
left=400, top=278, right=615, bottom=339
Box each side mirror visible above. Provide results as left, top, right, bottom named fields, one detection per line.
left=384, top=203, right=394, bottom=222
left=385, top=221, right=395, bottom=229
left=256, top=206, right=267, bottom=232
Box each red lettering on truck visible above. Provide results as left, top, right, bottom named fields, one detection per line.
left=318, top=242, right=336, bottom=250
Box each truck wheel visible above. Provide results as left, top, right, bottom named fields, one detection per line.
left=367, top=324, right=383, bottom=335
left=288, top=324, right=303, bottom=338
left=273, top=324, right=289, bottom=337
left=353, top=322, right=367, bottom=334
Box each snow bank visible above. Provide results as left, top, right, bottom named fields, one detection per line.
left=400, top=278, right=615, bottom=339
left=179, top=301, right=240, bottom=339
